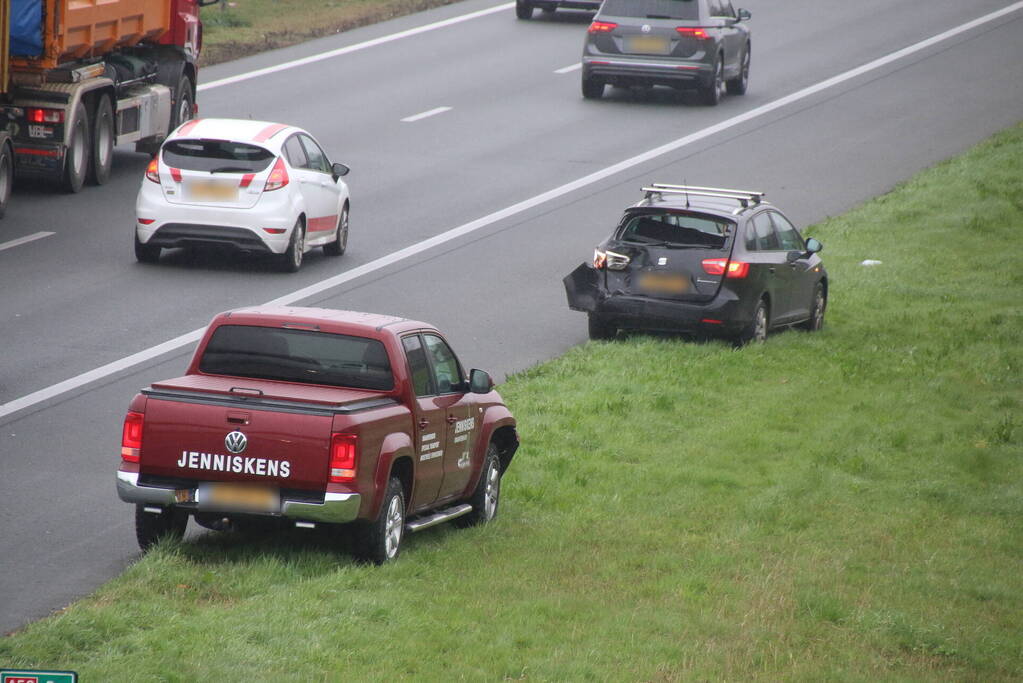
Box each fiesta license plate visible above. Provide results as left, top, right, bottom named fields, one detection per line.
left=186, top=180, right=238, bottom=202
left=625, top=35, right=671, bottom=55
left=639, top=271, right=689, bottom=294
left=198, top=483, right=280, bottom=512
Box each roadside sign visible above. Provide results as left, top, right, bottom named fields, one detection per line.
left=1, top=671, right=77, bottom=683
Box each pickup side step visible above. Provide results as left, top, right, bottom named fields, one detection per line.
left=405, top=504, right=472, bottom=533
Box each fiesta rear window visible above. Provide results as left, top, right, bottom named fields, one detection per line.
left=601, top=0, right=699, bottom=20
left=199, top=325, right=393, bottom=391
left=162, top=140, right=275, bottom=173
left=618, top=211, right=733, bottom=249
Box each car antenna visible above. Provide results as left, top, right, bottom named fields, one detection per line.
left=684, top=178, right=690, bottom=208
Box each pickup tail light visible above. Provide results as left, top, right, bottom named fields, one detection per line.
left=121, top=411, right=144, bottom=463
left=588, top=20, right=617, bottom=33
left=264, top=157, right=289, bottom=192
left=329, top=433, right=358, bottom=483
left=145, top=157, right=160, bottom=184
left=702, top=258, right=749, bottom=278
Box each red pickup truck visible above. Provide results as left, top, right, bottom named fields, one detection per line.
left=116, top=306, right=518, bottom=563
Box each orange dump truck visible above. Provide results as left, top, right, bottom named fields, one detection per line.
left=0, top=0, right=215, bottom=216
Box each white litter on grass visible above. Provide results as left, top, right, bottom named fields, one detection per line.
left=861, top=259, right=883, bottom=266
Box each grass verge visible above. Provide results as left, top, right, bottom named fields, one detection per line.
left=199, top=0, right=472, bottom=66
left=2, top=124, right=1021, bottom=679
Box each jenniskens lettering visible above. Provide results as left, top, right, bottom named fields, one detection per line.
left=176, top=450, right=291, bottom=478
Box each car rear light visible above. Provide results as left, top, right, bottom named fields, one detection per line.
left=262, top=228, right=287, bottom=234
left=702, top=258, right=750, bottom=278
left=137, top=218, right=155, bottom=225
left=605, top=250, right=630, bottom=271
left=676, top=27, right=709, bottom=39
left=264, top=157, right=289, bottom=192
left=27, top=107, right=64, bottom=124
left=145, top=157, right=160, bottom=183
left=588, top=20, right=617, bottom=33
left=593, top=249, right=607, bottom=269
left=329, top=433, right=358, bottom=483
left=122, top=411, right=144, bottom=463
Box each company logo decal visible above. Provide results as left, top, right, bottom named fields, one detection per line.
left=225, top=431, right=247, bottom=454
left=177, top=451, right=291, bottom=478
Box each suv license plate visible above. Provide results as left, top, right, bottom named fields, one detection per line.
left=198, top=483, right=280, bottom=512
left=625, top=35, right=671, bottom=55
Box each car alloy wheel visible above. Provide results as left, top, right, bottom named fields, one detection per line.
left=383, top=493, right=404, bottom=560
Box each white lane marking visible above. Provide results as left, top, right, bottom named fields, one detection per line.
left=2, top=2, right=1020, bottom=422
left=554, top=63, right=582, bottom=74
left=0, top=232, right=55, bottom=252
left=401, top=106, right=453, bottom=123
left=198, top=3, right=515, bottom=92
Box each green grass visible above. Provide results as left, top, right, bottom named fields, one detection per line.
left=199, top=0, right=468, bottom=66
left=3, top=124, right=1022, bottom=679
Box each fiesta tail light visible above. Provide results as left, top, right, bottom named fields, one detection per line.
left=702, top=258, right=750, bottom=278
left=676, top=27, right=709, bottom=39
left=264, top=157, right=289, bottom=192
left=27, top=107, right=65, bottom=124
left=121, top=411, right=144, bottom=463
left=329, top=433, right=358, bottom=483
left=588, top=20, right=617, bottom=33
left=145, top=157, right=160, bottom=183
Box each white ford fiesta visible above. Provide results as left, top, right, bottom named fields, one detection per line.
left=135, top=118, right=351, bottom=272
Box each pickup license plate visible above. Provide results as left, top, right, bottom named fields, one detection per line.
left=198, top=483, right=280, bottom=513
left=639, top=271, right=689, bottom=294
left=625, top=35, right=671, bottom=55
left=186, top=179, right=238, bottom=202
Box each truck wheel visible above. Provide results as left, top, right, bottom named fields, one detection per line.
left=135, top=231, right=161, bottom=263
left=456, top=444, right=501, bottom=528
left=88, top=96, right=114, bottom=185
left=323, top=204, right=349, bottom=256
left=0, top=142, right=12, bottom=219
left=515, top=0, right=534, bottom=19
left=135, top=505, right=187, bottom=551
left=281, top=219, right=305, bottom=272
left=62, top=102, right=91, bottom=193
left=172, top=76, right=195, bottom=131
left=356, top=478, right=405, bottom=564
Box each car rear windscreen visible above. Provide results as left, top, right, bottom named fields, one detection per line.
left=619, top=212, right=732, bottom=249
left=163, top=140, right=275, bottom=173
left=199, top=325, right=393, bottom=391
left=601, top=0, right=699, bottom=20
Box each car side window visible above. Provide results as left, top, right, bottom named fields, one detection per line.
left=751, top=212, right=780, bottom=251
left=298, top=134, right=330, bottom=174
left=423, top=334, right=463, bottom=395
left=744, top=219, right=758, bottom=251
left=283, top=135, right=307, bottom=169
left=402, top=335, right=433, bottom=397
left=770, top=212, right=805, bottom=251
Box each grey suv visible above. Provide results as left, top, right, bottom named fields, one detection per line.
left=581, top=0, right=751, bottom=104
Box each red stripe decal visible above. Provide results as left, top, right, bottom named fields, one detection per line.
left=170, top=167, right=183, bottom=183
left=14, top=146, right=60, bottom=157
left=175, top=118, right=202, bottom=137
left=239, top=173, right=255, bottom=188
left=307, top=215, right=338, bottom=232
left=253, top=123, right=289, bottom=142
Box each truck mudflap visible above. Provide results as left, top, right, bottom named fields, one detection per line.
left=564, top=263, right=599, bottom=312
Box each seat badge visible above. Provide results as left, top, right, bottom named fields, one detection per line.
left=642, top=24, right=652, bottom=33
left=658, top=257, right=667, bottom=266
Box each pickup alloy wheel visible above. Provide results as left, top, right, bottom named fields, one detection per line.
left=357, top=478, right=405, bottom=564
left=135, top=505, right=187, bottom=551
left=456, top=445, right=501, bottom=527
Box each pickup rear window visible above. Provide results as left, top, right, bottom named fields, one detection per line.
left=162, top=140, right=275, bottom=174
left=199, top=325, right=393, bottom=391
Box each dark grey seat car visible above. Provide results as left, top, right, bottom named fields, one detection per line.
left=563, top=184, right=827, bottom=344
left=517, top=0, right=601, bottom=20
left=581, top=0, right=751, bottom=104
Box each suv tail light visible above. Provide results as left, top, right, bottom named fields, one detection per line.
left=122, top=411, right=144, bottom=462
left=676, top=27, right=710, bottom=39
left=702, top=258, right=749, bottom=278
left=145, top=158, right=160, bottom=184
left=329, top=433, right=358, bottom=483
left=264, top=157, right=289, bottom=192
left=588, top=21, right=617, bottom=33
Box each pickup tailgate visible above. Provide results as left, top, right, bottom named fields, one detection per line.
left=139, top=375, right=382, bottom=491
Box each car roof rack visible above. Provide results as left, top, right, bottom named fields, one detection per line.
left=642, top=183, right=765, bottom=208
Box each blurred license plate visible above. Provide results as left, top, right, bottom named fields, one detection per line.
left=639, top=272, right=689, bottom=294
left=199, top=483, right=279, bottom=512
left=187, top=180, right=237, bottom=202
left=625, top=35, right=671, bottom=55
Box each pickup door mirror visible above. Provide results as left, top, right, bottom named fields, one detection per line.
left=469, top=369, right=494, bottom=394
left=332, top=162, right=350, bottom=180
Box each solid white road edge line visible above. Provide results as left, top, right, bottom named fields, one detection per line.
left=198, top=3, right=515, bottom=92
left=0, top=232, right=55, bottom=252
left=2, top=1, right=1021, bottom=422
left=401, top=106, right=453, bottom=122
left=554, top=63, right=582, bottom=74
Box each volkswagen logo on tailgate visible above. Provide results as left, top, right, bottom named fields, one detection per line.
left=225, top=431, right=248, bottom=454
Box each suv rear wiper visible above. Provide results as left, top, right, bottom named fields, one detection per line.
left=646, top=14, right=671, bottom=19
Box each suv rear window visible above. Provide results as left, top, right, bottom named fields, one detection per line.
left=619, top=211, right=732, bottom=248
left=199, top=325, right=393, bottom=391
left=601, top=0, right=700, bottom=20
left=163, top=140, right=275, bottom=174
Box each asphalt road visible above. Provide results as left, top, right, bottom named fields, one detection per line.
left=1, top=0, right=1021, bottom=635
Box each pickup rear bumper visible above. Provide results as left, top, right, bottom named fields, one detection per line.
left=116, top=470, right=362, bottom=524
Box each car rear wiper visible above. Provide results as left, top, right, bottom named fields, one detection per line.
left=646, top=14, right=671, bottom=18
left=208, top=166, right=251, bottom=174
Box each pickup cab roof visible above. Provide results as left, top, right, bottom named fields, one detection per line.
left=210, top=306, right=436, bottom=338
